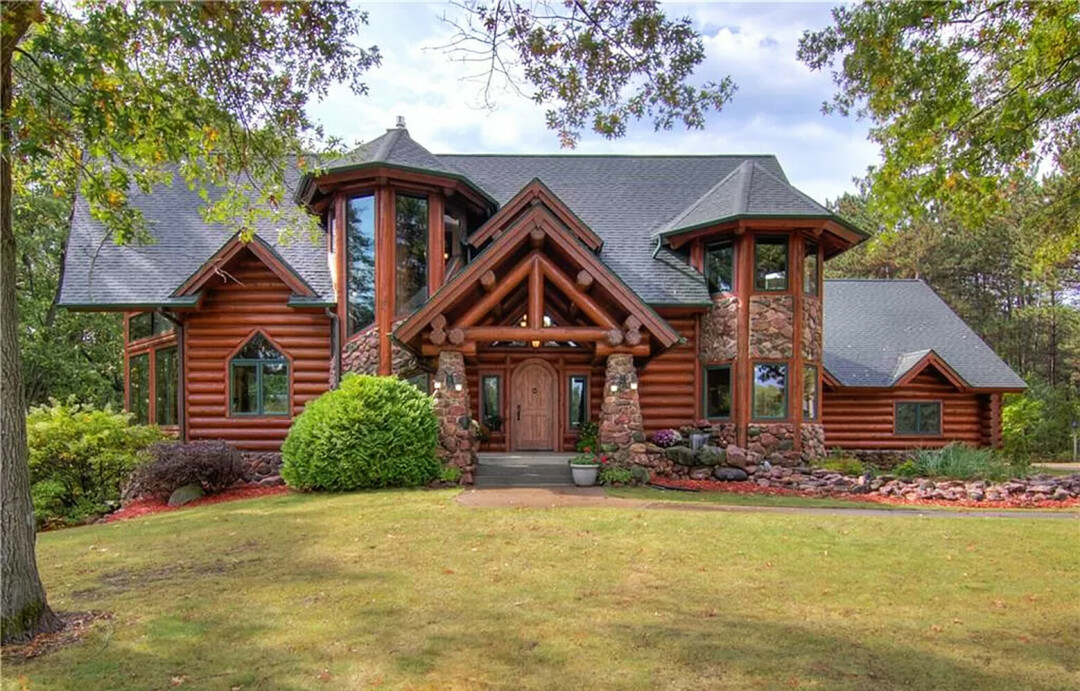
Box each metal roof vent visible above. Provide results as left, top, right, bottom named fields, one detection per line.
left=395, top=115, right=406, bottom=129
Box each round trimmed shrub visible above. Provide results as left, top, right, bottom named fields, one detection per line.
left=281, top=374, right=439, bottom=491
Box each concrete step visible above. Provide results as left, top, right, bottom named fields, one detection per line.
left=473, top=464, right=572, bottom=488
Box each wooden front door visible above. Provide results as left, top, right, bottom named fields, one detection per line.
left=512, top=361, right=556, bottom=451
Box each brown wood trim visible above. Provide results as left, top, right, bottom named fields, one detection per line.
left=990, top=393, right=1003, bottom=448
left=467, top=179, right=603, bottom=251
left=222, top=328, right=295, bottom=420
left=735, top=233, right=752, bottom=445
left=791, top=234, right=804, bottom=451
left=377, top=188, right=394, bottom=375
left=893, top=351, right=970, bottom=391
left=429, top=193, right=445, bottom=292
left=175, top=236, right=315, bottom=298
left=315, top=165, right=492, bottom=214
left=528, top=257, right=544, bottom=329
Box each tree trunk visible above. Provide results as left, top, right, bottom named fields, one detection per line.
left=1, top=1, right=63, bottom=645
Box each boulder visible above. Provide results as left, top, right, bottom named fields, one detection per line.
left=168, top=483, right=205, bottom=507
left=725, top=444, right=750, bottom=470
left=694, top=445, right=726, bottom=467
left=662, top=446, right=696, bottom=466
left=689, top=467, right=713, bottom=480
left=714, top=467, right=748, bottom=482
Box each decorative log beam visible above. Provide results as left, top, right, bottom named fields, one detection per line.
left=429, top=329, right=447, bottom=345
left=606, top=328, right=624, bottom=346
left=454, top=252, right=537, bottom=329
left=448, top=327, right=465, bottom=345
left=528, top=257, right=544, bottom=329
left=624, top=328, right=642, bottom=346
left=480, top=270, right=496, bottom=291
left=463, top=326, right=611, bottom=342
left=623, top=315, right=642, bottom=346
left=595, top=343, right=650, bottom=357
left=576, top=270, right=594, bottom=291
left=535, top=254, right=618, bottom=329
left=421, top=342, right=477, bottom=357
left=529, top=226, right=545, bottom=248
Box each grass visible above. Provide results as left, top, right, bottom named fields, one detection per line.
left=5, top=490, right=1079, bottom=690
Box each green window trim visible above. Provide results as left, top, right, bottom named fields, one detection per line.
left=229, top=334, right=290, bottom=417
left=894, top=401, right=942, bottom=436
left=568, top=375, right=588, bottom=428
left=752, top=362, right=788, bottom=420
left=703, top=364, right=733, bottom=419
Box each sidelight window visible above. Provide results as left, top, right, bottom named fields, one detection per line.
left=568, top=375, right=588, bottom=428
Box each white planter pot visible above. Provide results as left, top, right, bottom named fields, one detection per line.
left=570, top=464, right=599, bottom=487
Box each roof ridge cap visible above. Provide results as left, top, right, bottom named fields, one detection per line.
left=658, top=163, right=748, bottom=234
left=747, top=160, right=829, bottom=213
left=737, top=160, right=754, bottom=214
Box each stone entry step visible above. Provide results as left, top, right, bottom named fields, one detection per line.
left=473, top=453, right=574, bottom=488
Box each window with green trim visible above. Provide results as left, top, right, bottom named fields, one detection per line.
left=704, top=365, right=732, bottom=419
left=705, top=241, right=734, bottom=294
left=752, top=363, right=787, bottom=419
left=230, top=333, right=289, bottom=416
left=754, top=237, right=788, bottom=291
left=155, top=346, right=179, bottom=426
left=802, top=364, right=818, bottom=420
left=129, top=352, right=150, bottom=424
left=568, top=375, right=588, bottom=428
left=895, top=402, right=941, bottom=435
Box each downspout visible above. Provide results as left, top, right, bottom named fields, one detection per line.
left=651, top=236, right=663, bottom=259
left=326, top=307, right=340, bottom=387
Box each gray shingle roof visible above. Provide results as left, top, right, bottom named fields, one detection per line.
left=823, top=279, right=1026, bottom=390
left=325, top=127, right=461, bottom=178
left=59, top=167, right=332, bottom=308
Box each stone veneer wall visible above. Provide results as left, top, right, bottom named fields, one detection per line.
left=749, top=295, right=794, bottom=359
left=746, top=423, right=799, bottom=466
left=433, top=351, right=478, bottom=483
left=599, top=353, right=648, bottom=465
left=340, top=320, right=422, bottom=377
left=240, top=452, right=285, bottom=486
left=802, top=296, right=822, bottom=361
left=701, top=295, right=738, bottom=361
left=800, top=423, right=826, bottom=462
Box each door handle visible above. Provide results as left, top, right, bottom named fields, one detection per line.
left=516, top=405, right=521, bottom=421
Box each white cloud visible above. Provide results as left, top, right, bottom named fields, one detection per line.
left=308, top=1, right=880, bottom=203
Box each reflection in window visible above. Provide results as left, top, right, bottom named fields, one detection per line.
left=346, top=194, right=376, bottom=335
left=752, top=363, right=787, bottom=419
left=155, top=346, right=179, bottom=426
left=802, top=365, right=818, bottom=420
left=705, top=241, right=734, bottom=294
left=444, top=204, right=467, bottom=278
left=129, top=352, right=150, bottom=425
left=895, top=402, right=941, bottom=435
left=396, top=194, right=428, bottom=314
left=804, top=241, right=819, bottom=296
left=755, top=237, right=788, bottom=291
left=230, top=333, right=290, bottom=416
left=481, top=375, right=502, bottom=430
left=704, top=365, right=732, bottom=419
left=129, top=313, right=173, bottom=342
left=568, top=375, right=588, bottom=428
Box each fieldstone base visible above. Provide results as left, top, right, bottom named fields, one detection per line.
left=241, top=452, right=284, bottom=486
left=747, top=423, right=799, bottom=466
left=599, top=353, right=647, bottom=465
left=433, top=350, right=478, bottom=483
left=800, top=423, right=826, bottom=462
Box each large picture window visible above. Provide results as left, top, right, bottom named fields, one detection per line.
left=230, top=333, right=290, bottom=416
left=568, top=375, right=588, bottom=428
left=346, top=194, right=376, bottom=335
left=752, top=363, right=788, bottom=419
left=129, top=352, right=150, bottom=425
left=128, top=312, right=173, bottom=342
left=804, top=241, right=819, bottom=296
left=155, top=346, right=179, bottom=426
left=396, top=193, right=429, bottom=315
left=754, top=237, right=788, bottom=292
left=481, top=374, right=502, bottom=430
left=704, top=365, right=732, bottom=419
left=895, top=402, right=941, bottom=435
left=705, top=241, right=734, bottom=294
left=802, top=364, right=818, bottom=420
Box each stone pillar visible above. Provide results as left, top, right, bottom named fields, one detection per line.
left=433, top=350, right=477, bottom=483
left=599, top=353, right=647, bottom=464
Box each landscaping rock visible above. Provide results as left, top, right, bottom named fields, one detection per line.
left=714, top=467, right=748, bottom=482
left=694, top=445, right=726, bottom=467
left=725, top=444, right=750, bottom=470
left=689, top=467, right=713, bottom=480
left=663, top=446, right=696, bottom=466
left=168, top=483, right=205, bottom=507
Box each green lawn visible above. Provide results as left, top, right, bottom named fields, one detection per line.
left=5, top=490, right=1079, bottom=690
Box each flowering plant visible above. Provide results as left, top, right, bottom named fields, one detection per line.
left=651, top=429, right=682, bottom=448
left=569, top=452, right=609, bottom=466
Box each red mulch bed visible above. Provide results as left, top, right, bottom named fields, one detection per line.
left=106, top=485, right=289, bottom=523
left=649, top=477, right=1080, bottom=510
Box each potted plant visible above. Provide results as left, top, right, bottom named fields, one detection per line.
left=569, top=452, right=604, bottom=486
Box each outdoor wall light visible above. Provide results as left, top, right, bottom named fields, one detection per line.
left=609, top=373, right=639, bottom=392
left=433, top=380, right=442, bottom=391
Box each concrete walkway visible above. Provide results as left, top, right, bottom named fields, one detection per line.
left=456, top=487, right=1079, bottom=520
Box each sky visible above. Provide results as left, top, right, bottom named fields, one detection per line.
left=308, top=1, right=880, bottom=204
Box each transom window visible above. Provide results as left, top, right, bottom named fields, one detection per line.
left=396, top=193, right=429, bottom=315
left=128, top=312, right=173, bottom=342
left=804, top=241, right=819, bottom=296
left=568, top=375, right=588, bottom=428
left=754, top=237, right=788, bottom=292
left=705, top=240, right=734, bottom=294
left=704, top=364, right=732, bottom=419
left=346, top=194, right=377, bottom=335
left=895, top=401, right=941, bottom=435
left=752, top=363, right=788, bottom=419
left=230, top=333, right=290, bottom=416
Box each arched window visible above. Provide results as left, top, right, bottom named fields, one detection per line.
left=230, top=333, right=289, bottom=416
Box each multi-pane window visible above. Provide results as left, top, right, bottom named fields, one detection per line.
left=895, top=402, right=942, bottom=435
left=705, top=241, right=734, bottom=294
left=568, top=375, right=588, bottom=428
left=704, top=365, right=732, bottom=419
left=346, top=194, right=377, bottom=335
left=481, top=375, right=501, bottom=429
left=752, top=363, right=788, bottom=419
left=804, top=241, right=819, bottom=296
left=754, top=237, right=788, bottom=291
left=395, top=193, right=429, bottom=315
left=154, top=346, right=179, bottom=426
left=230, top=333, right=290, bottom=416
left=129, top=352, right=150, bottom=424
left=802, top=364, right=818, bottom=420
left=128, top=313, right=174, bottom=342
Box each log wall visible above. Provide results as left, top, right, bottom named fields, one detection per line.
left=637, top=311, right=698, bottom=435
left=821, top=369, right=994, bottom=450
left=183, top=249, right=332, bottom=451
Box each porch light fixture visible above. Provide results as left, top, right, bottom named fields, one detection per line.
left=609, top=373, right=639, bottom=392
left=531, top=340, right=541, bottom=348
left=441, top=372, right=463, bottom=392
left=433, top=379, right=442, bottom=391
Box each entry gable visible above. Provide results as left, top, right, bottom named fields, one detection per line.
left=466, top=178, right=603, bottom=252
left=397, top=191, right=679, bottom=355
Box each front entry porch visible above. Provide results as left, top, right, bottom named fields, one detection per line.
left=473, top=452, right=574, bottom=488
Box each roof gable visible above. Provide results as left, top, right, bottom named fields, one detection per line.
left=467, top=178, right=603, bottom=252
left=173, top=234, right=316, bottom=298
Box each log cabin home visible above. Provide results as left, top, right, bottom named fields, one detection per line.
left=59, top=122, right=1026, bottom=482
